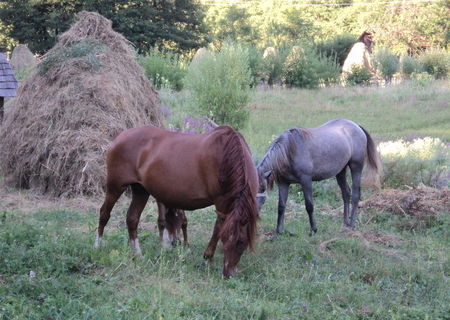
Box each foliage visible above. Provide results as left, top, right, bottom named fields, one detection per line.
left=261, top=46, right=288, bottom=86
left=344, top=65, right=372, bottom=86
left=419, top=49, right=450, bottom=79
left=202, top=0, right=448, bottom=55
left=184, top=41, right=252, bottom=130
left=373, top=48, right=399, bottom=83
left=245, top=45, right=264, bottom=87
left=379, top=137, right=450, bottom=188
left=282, top=45, right=340, bottom=88
left=138, top=48, right=187, bottom=91
left=0, top=0, right=208, bottom=54
left=400, top=55, right=423, bottom=77
left=38, top=39, right=109, bottom=75
left=315, top=34, right=355, bottom=67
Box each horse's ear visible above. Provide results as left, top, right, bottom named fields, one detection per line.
left=264, top=170, right=272, bottom=179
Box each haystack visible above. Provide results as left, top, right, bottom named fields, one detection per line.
left=0, top=11, right=163, bottom=196
left=10, top=44, right=37, bottom=75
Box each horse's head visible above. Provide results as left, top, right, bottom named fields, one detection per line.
left=159, top=207, right=188, bottom=247
left=218, top=197, right=258, bottom=278
left=220, top=215, right=251, bottom=278
left=256, top=167, right=272, bottom=211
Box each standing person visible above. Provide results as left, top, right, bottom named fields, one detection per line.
left=342, top=30, right=375, bottom=81
left=0, top=46, right=18, bottom=124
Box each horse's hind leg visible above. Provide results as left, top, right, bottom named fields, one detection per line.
left=95, top=183, right=126, bottom=248
left=336, top=167, right=351, bottom=229
left=126, top=183, right=150, bottom=255
left=348, top=163, right=363, bottom=229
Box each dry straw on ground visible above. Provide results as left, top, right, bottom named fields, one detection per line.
left=0, top=11, right=163, bottom=197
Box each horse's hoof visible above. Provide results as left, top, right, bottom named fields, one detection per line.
left=309, top=228, right=318, bottom=237
left=203, top=252, right=214, bottom=260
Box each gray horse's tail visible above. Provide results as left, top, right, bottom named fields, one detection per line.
left=359, top=125, right=382, bottom=189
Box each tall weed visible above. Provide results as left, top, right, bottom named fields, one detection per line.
left=379, top=137, right=450, bottom=188
left=139, top=48, right=187, bottom=90
left=400, top=55, right=423, bottom=78
left=419, top=49, right=450, bottom=79
left=184, top=41, right=252, bottom=130
left=282, top=45, right=339, bottom=88
left=374, top=48, right=399, bottom=83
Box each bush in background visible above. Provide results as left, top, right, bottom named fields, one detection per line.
left=246, top=45, right=264, bottom=87
left=374, top=48, right=399, bottom=83
left=139, top=48, right=187, bottom=90
left=400, top=55, right=423, bottom=78
left=419, top=49, right=450, bottom=79
left=344, top=65, right=372, bottom=86
left=261, top=46, right=288, bottom=86
left=184, top=41, right=252, bottom=130
left=315, top=34, right=355, bottom=67
left=380, top=137, right=450, bottom=188
left=282, top=45, right=339, bottom=88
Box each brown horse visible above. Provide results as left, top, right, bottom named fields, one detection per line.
left=94, top=125, right=259, bottom=278
left=157, top=201, right=188, bottom=247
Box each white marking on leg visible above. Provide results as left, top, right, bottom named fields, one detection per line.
left=94, top=234, right=102, bottom=249
left=130, top=239, right=142, bottom=256
left=162, top=229, right=172, bottom=248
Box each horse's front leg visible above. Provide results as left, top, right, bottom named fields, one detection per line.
left=203, top=215, right=223, bottom=260
left=301, top=179, right=317, bottom=236
left=276, top=182, right=290, bottom=235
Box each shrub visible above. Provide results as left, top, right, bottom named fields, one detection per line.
left=345, top=65, right=372, bottom=86
left=261, top=46, right=288, bottom=86
left=315, top=34, right=355, bottom=67
left=282, top=45, right=339, bottom=88
left=139, top=48, right=187, bottom=90
left=246, top=45, right=264, bottom=87
left=374, top=48, right=399, bottom=83
left=419, top=49, right=450, bottom=79
left=184, top=41, right=252, bottom=130
left=379, top=137, right=450, bottom=188
left=400, top=55, right=423, bottom=77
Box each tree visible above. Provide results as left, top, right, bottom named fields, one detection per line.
left=0, top=0, right=208, bottom=54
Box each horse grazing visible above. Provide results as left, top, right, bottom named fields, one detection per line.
left=94, top=125, right=259, bottom=278
left=256, top=119, right=381, bottom=235
left=157, top=201, right=188, bottom=247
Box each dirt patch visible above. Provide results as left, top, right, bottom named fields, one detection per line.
left=360, top=185, right=450, bottom=220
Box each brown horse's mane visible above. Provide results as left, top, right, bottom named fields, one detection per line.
left=215, top=125, right=259, bottom=252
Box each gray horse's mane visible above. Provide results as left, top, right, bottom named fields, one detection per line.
left=258, top=126, right=311, bottom=189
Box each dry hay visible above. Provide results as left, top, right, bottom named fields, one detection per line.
left=319, top=230, right=403, bottom=258
left=10, top=44, right=37, bottom=74
left=360, top=185, right=450, bottom=221
left=0, top=11, right=163, bottom=197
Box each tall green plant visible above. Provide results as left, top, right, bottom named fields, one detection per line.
left=139, top=48, right=187, bottom=91
left=400, top=55, right=423, bottom=78
left=374, top=48, right=399, bottom=83
left=419, top=49, right=450, bottom=79
left=184, top=41, right=252, bottom=130
left=282, top=45, right=339, bottom=88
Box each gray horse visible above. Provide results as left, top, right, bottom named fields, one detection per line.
left=256, top=119, right=381, bottom=235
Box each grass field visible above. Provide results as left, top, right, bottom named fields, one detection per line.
left=1, top=80, right=449, bottom=319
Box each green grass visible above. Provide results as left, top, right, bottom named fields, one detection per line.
left=1, top=80, right=449, bottom=319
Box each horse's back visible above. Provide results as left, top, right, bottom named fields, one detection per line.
left=296, top=119, right=366, bottom=180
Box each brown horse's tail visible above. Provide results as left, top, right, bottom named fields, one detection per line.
left=217, top=126, right=259, bottom=252
left=359, top=125, right=382, bottom=189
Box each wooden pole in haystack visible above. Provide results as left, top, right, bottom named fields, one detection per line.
left=0, top=46, right=18, bottom=124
